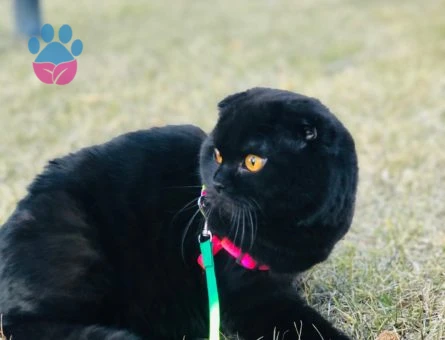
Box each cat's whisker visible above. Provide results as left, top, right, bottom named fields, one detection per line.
left=237, top=206, right=244, bottom=247
left=229, top=201, right=236, bottom=234
left=250, top=197, right=264, bottom=217
left=163, top=185, right=202, bottom=189
left=207, top=206, right=215, bottom=229
left=231, top=205, right=240, bottom=247
left=172, top=197, right=200, bottom=223
left=174, top=197, right=201, bottom=262
left=245, top=208, right=250, bottom=248
left=253, top=208, right=258, bottom=241
left=180, top=208, right=202, bottom=262
left=239, top=207, right=245, bottom=248
left=236, top=206, right=242, bottom=246
left=250, top=199, right=259, bottom=241
left=236, top=198, right=256, bottom=251
left=247, top=208, right=255, bottom=251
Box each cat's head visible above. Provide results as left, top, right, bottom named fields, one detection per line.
left=199, top=88, right=358, bottom=273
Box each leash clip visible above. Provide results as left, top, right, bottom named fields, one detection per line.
left=198, top=195, right=207, bottom=218
left=198, top=185, right=212, bottom=243
left=198, top=221, right=212, bottom=243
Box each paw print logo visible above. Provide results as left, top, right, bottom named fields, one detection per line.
left=28, top=24, right=83, bottom=85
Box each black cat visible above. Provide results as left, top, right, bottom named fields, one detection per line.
left=0, top=88, right=358, bottom=339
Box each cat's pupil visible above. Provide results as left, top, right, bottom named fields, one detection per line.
left=250, top=156, right=256, bottom=165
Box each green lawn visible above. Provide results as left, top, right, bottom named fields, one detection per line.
left=0, top=0, right=444, bottom=339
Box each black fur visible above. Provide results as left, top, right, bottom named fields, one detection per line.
left=0, top=88, right=358, bottom=339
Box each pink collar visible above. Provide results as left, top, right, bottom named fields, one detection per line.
left=197, top=186, right=269, bottom=271
left=197, top=235, right=270, bottom=271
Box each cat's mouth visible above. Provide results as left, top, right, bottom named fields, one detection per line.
left=201, top=189, right=259, bottom=252
left=199, top=189, right=305, bottom=273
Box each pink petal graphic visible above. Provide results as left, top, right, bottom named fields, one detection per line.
left=32, top=62, right=56, bottom=84
left=53, top=60, right=77, bottom=85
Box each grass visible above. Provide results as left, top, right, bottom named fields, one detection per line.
left=0, top=0, right=444, bottom=339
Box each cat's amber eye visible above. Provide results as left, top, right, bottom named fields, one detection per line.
left=214, top=149, right=223, bottom=164
left=244, top=154, right=266, bottom=173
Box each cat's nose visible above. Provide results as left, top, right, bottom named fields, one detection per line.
left=213, top=181, right=225, bottom=193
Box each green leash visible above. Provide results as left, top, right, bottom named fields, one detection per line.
left=198, top=185, right=220, bottom=340
left=199, top=237, right=220, bottom=340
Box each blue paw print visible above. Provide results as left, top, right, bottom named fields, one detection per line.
left=28, top=24, right=83, bottom=65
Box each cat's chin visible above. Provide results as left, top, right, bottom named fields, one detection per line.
left=205, top=211, right=236, bottom=240
left=205, top=212, right=320, bottom=274
left=203, top=192, right=317, bottom=274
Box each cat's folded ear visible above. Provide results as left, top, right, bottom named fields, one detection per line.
left=217, top=90, right=249, bottom=114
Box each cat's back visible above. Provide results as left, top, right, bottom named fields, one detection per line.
left=28, top=124, right=206, bottom=195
